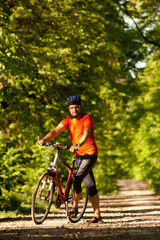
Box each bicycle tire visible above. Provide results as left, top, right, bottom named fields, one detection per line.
left=31, top=171, right=55, bottom=224
left=65, top=180, right=88, bottom=223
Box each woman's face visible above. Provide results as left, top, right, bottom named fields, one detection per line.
left=68, top=104, right=81, bottom=118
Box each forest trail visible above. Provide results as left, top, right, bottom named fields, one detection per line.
left=1, top=179, right=160, bottom=239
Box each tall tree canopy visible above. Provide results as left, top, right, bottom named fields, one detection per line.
left=0, top=0, right=160, bottom=213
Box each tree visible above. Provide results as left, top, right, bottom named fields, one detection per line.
left=129, top=51, right=160, bottom=192
left=120, top=0, right=160, bottom=48
left=1, top=0, right=156, bottom=213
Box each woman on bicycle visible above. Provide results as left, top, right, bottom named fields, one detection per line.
left=38, top=96, right=102, bottom=223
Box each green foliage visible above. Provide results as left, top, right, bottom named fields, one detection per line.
left=130, top=53, right=160, bottom=193
left=0, top=135, right=69, bottom=214
left=0, top=0, right=160, bottom=215
left=121, top=0, right=160, bottom=48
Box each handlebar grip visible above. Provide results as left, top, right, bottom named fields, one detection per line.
left=42, top=142, right=49, bottom=146
left=61, top=145, right=70, bottom=150
left=37, top=136, right=70, bottom=150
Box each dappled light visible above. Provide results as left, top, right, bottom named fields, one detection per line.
left=0, top=0, right=160, bottom=219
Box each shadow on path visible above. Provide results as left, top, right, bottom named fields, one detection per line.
left=0, top=225, right=160, bottom=240
left=1, top=179, right=160, bottom=240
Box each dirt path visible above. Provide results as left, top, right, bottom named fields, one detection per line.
left=1, top=179, right=160, bottom=239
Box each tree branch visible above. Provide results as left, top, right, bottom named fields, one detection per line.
left=123, top=6, right=160, bottom=48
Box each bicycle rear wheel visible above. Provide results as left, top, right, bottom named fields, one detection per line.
left=65, top=180, right=88, bottom=223
left=31, top=171, right=55, bottom=224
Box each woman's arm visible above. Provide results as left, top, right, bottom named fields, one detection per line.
left=38, top=123, right=65, bottom=146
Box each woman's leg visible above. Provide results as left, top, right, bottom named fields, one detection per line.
left=83, top=170, right=101, bottom=218
left=90, top=194, right=101, bottom=218
left=73, top=156, right=101, bottom=218
left=72, top=192, right=82, bottom=209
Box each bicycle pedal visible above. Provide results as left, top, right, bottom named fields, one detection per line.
left=55, top=201, right=61, bottom=208
left=55, top=203, right=61, bottom=208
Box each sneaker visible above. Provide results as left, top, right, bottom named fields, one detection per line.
left=87, top=217, right=103, bottom=224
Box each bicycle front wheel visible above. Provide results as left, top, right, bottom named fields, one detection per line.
left=65, top=180, right=88, bottom=223
left=31, top=171, right=55, bottom=224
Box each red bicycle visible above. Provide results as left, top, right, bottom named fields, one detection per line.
left=31, top=142, right=88, bottom=224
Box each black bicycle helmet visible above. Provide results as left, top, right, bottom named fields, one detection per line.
left=66, top=95, right=82, bottom=106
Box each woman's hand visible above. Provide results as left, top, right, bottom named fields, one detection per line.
left=37, top=136, right=45, bottom=146
left=69, top=144, right=80, bottom=153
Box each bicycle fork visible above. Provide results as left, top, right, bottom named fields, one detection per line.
left=39, top=175, right=55, bottom=200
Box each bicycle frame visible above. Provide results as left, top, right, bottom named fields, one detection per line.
left=32, top=142, right=88, bottom=224
left=48, top=149, right=75, bottom=204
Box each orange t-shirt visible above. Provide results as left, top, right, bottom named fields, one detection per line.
left=61, top=113, right=98, bottom=156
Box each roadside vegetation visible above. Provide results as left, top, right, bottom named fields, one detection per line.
left=0, top=0, right=160, bottom=215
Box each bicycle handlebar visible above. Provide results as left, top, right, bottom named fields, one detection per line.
left=42, top=141, right=70, bottom=150
left=37, top=136, right=80, bottom=151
